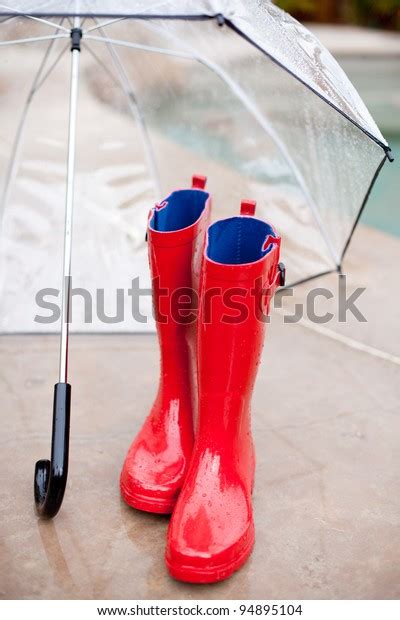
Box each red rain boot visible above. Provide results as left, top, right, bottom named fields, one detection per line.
left=120, top=175, right=211, bottom=513
left=166, top=200, right=284, bottom=581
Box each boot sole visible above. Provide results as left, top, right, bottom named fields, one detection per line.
left=120, top=481, right=177, bottom=514
left=165, top=527, right=255, bottom=584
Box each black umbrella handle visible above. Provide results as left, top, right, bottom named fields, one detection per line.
left=34, top=383, right=71, bottom=518
left=33, top=22, right=81, bottom=519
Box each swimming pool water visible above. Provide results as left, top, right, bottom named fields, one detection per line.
left=340, top=57, right=400, bottom=237
left=362, top=135, right=400, bottom=237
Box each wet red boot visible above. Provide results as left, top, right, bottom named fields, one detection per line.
left=120, top=176, right=211, bottom=513
left=166, top=200, right=284, bottom=581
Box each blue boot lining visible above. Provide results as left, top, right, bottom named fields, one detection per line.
left=150, top=189, right=209, bottom=232
left=207, top=216, right=277, bottom=265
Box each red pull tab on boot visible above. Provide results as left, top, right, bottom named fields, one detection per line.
left=192, top=174, right=207, bottom=190
left=240, top=200, right=256, bottom=216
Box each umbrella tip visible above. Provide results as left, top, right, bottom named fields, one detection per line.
left=385, top=148, right=394, bottom=163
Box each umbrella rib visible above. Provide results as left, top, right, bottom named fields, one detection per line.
left=0, top=19, right=68, bottom=230
left=19, top=15, right=70, bottom=32
left=83, top=42, right=120, bottom=87
left=86, top=32, right=340, bottom=266
left=0, top=15, right=15, bottom=24
left=0, top=4, right=70, bottom=32
left=34, top=42, right=69, bottom=91
left=85, top=34, right=192, bottom=61
left=0, top=33, right=69, bottom=46
left=83, top=17, right=128, bottom=34
left=88, top=24, right=162, bottom=198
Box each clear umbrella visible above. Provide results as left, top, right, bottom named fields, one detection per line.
left=0, top=0, right=392, bottom=516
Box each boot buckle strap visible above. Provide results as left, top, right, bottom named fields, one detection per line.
left=277, top=262, right=285, bottom=287
left=270, top=262, right=285, bottom=292
left=261, top=262, right=286, bottom=313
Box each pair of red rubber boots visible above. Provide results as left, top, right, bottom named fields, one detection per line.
left=120, top=176, right=283, bottom=583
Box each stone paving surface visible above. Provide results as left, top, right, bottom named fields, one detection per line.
left=1, top=223, right=399, bottom=599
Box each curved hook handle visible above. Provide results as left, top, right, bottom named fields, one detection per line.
left=34, top=383, right=71, bottom=518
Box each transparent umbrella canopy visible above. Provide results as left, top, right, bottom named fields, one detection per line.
left=0, top=0, right=392, bottom=517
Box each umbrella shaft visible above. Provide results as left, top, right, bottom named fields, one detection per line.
left=59, top=27, right=80, bottom=384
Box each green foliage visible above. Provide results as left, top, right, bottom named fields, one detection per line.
left=275, top=0, right=400, bottom=29
left=275, top=0, right=318, bottom=19
left=351, top=0, right=400, bottom=28
left=353, top=0, right=400, bottom=16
